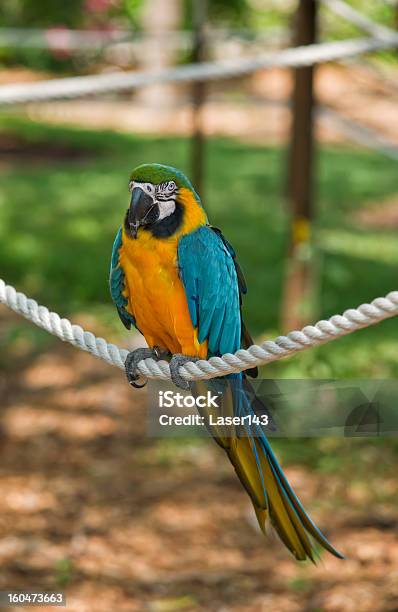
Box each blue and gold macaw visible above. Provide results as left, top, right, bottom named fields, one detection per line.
left=110, top=163, right=343, bottom=562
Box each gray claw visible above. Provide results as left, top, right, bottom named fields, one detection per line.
left=169, top=354, right=198, bottom=390
left=125, top=347, right=160, bottom=388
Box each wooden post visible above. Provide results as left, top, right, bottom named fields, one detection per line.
left=282, top=0, right=318, bottom=331
left=139, top=0, right=182, bottom=107
left=191, top=0, right=207, bottom=195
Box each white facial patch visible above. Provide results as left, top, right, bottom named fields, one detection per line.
left=157, top=198, right=176, bottom=220
left=129, top=181, right=155, bottom=197
left=155, top=180, right=178, bottom=220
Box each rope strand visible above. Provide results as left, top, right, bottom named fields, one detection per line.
left=1, top=278, right=397, bottom=383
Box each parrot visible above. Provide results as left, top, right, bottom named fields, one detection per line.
left=109, top=163, right=343, bottom=562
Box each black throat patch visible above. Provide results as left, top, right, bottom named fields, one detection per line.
left=149, top=202, right=183, bottom=238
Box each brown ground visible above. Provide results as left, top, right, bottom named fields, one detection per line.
left=1, top=312, right=398, bottom=612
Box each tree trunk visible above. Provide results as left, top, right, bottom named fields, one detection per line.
left=190, top=0, right=207, bottom=195
left=281, top=0, right=318, bottom=332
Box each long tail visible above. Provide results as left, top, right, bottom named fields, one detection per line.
left=194, top=375, right=344, bottom=562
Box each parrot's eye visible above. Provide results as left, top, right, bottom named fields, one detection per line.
left=147, top=184, right=154, bottom=193
left=168, top=181, right=176, bottom=191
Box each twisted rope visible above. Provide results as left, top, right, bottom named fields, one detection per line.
left=0, top=36, right=397, bottom=106
left=321, top=0, right=398, bottom=43
left=1, top=278, right=397, bottom=383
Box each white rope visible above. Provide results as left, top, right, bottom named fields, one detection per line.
left=321, top=0, right=398, bottom=44
left=242, top=95, right=398, bottom=161
left=1, top=278, right=397, bottom=383
left=318, top=105, right=398, bottom=161
left=0, top=36, right=397, bottom=106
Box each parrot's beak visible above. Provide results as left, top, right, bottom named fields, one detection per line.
left=128, top=187, right=158, bottom=238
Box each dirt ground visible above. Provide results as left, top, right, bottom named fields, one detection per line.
left=1, top=313, right=398, bottom=612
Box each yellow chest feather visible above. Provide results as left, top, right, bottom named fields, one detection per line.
left=119, top=196, right=207, bottom=358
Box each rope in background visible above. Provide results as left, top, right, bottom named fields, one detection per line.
left=1, top=278, right=397, bottom=383
left=0, top=36, right=397, bottom=106
left=320, top=0, right=398, bottom=43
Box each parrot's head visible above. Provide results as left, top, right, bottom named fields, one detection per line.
left=124, top=163, right=206, bottom=239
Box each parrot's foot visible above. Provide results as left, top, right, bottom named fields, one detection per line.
left=169, top=354, right=199, bottom=391
left=125, top=346, right=168, bottom=389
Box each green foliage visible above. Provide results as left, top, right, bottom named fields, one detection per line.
left=0, top=0, right=84, bottom=28
left=0, top=0, right=85, bottom=72
left=202, top=0, right=249, bottom=27
left=123, top=0, right=144, bottom=27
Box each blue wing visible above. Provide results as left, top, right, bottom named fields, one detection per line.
left=109, top=227, right=136, bottom=330
left=178, top=226, right=241, bottom=357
